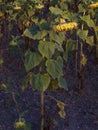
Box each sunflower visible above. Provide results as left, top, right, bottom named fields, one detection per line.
left=35, top=4, right=44, bottom=9
left=14, top=6, right=21, bottom=10
left=88, top=2, right=98, bottom=9
left=53, top=22, right=78, bottom=32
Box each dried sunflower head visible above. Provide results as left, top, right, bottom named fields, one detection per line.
left=14, top=121, right=25, bottom=128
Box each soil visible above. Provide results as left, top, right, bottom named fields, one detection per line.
left=0, top=29, right=98, bottom=130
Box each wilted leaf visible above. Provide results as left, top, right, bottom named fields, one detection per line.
left=57, top=101, right=65, bottom=110
left=58, top=110, right=66, bottom=119
left=48, top=79, right=59, bottom=91
left=80, top=54, right=87, bottom=66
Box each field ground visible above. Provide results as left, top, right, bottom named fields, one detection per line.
left=0, top=34, right=98, bottom=130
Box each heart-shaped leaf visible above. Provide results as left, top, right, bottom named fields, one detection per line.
left=77, top=29, right=88, bottom=40
left=38, top=41, right=55, bottom=59
left=31, top=74, right=50, bottom=91
left=25, top=50, right=42, bottom=72
left=46, top=56, right=63, bottom=79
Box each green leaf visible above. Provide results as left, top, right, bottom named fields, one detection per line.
left=23, top=25, right=39, bottom=39
left=77, top=29, right=88, bottom=40
left=0, top=58, right=3, bottom=65
left=61, top=11, right=72, bottom=21
left=63, top=39, right=76, bottom=61
left=55, top=43, right=64, bottom=52
left=78, top=4, right=86, bottom=13
left=94, top=26, right=98, bottom=41
left=46, top=56, right=63, bottom=79
left=49, top=31, right=65, bottom=45
left=49, top=6, right=63, bottom=15
left=60, top=1, right=68, bottom=10
left=80, top=15, right=95, bottom=27
left=27, top=9, right=34, bottom=17
left=33, top=30, right=48, bottom=40
left=86, top=36, right=94, bottom=46
left=58, top=76, right=68, bottom=91
left=24, top=123, right=32, bottom=130
left=25, top=50, right=42, bottom=72
left=39, top=19, right=50, bottom=30
left=31, top=74, right=50, bottom=91
left=38, top=41, right=55, bottom=59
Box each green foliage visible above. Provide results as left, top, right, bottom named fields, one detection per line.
left=49, top=31, right=65, bottom=45
left=0, top=58, right=3, bottom=65
left=46, top=56, right=63, bottom=79
left=0, top=0, right=97, bottom=92
left=25, top=50, right=42, bottom=72
left=49, top=6, right=63, bottom=15
left=38, top=41, right=55, bottom=59
left=77, top=29, right=88, bottom=40
left=0, top=1, right=98, bottom=125
left=58, top=76, right=68, bottom=91
left=31, top=74, right=50, bottom=91
left=80, top=15, right=95, bottom=27
left=86, top=36, right=94, bottom=46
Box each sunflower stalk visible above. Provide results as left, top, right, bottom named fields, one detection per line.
left=41, top=91, right=44, bottom=130
left=78, top=11, right=85, bottom=92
